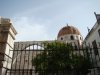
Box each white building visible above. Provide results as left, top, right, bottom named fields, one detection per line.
left=83, top=13, right=100, bottom=75
left=83, top=20, right=100, bottom=55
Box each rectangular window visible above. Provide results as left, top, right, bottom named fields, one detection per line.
left=92, top=40, right=98, bottom=55
left=98, top=29, right=100, bottom=37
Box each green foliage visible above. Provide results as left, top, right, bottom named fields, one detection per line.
left=32, top=41, right=92, bottom=75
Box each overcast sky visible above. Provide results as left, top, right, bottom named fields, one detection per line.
left=0, top=0, right=100, bottom=41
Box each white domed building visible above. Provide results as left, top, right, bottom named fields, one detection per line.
left=57, top=25, right=83, bottom=46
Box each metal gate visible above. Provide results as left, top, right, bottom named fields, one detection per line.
left=1, top=42, right=100, bottom=75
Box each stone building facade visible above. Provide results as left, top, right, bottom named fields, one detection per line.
left=0, top=17, right=17, bottom=75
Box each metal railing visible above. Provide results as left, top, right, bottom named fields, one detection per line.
left=1, top=42, right=100, bottom=75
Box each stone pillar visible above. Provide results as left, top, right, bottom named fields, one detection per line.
left=0, top=17, right=17, bottom=75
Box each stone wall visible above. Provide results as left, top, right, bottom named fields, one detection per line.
left=0, top=17, right=17, bottom=75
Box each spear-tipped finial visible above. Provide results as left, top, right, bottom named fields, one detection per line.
left=87, top=27, right=90, bottom=33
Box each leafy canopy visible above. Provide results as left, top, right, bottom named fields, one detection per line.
left=32, top=41, right=91, bottom=75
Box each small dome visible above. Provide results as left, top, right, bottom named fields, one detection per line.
left=57, top=25, right=80, bottom=38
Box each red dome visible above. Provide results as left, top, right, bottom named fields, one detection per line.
left=57, top=25, right=80, bottom=38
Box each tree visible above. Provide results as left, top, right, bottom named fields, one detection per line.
left=32, top=41, right=91, bottom=75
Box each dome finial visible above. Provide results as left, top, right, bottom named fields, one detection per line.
left=67, top=23, right=68, bottom=26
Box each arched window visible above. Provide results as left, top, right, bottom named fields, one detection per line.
left=92, top=40, right=98, bottom=55
left=26, top=45, right=44, bottom=50
left=70, top=35, right=74, bottom=40
left=98, top=29, right=100, bottom=37
left=61, top=37, right=63, bottom=40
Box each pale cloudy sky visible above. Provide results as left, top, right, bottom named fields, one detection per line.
left=0, top=0, right=100, bottom=41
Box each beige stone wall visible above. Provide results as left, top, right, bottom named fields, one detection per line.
left=0, top=25, right=9, bottom=70
left=0, top=18, right=17, bottom=75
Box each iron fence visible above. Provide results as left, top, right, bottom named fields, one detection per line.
left=0, top=42, right=100, bottom=75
